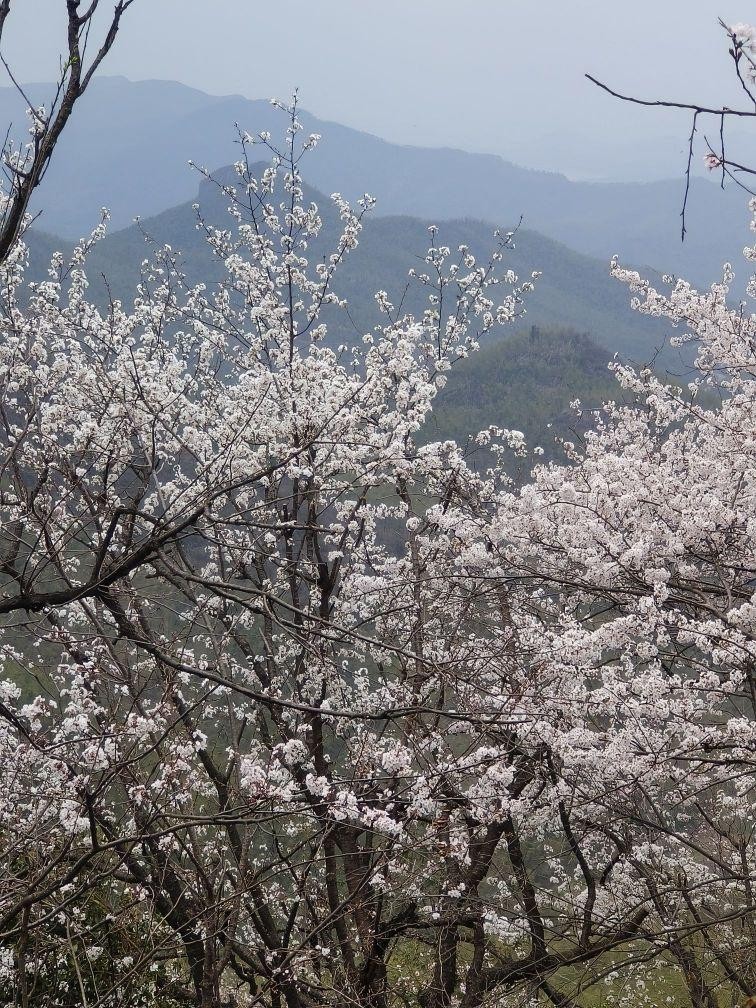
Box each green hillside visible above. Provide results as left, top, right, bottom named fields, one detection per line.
left=427, top=326, right=620, bottom=475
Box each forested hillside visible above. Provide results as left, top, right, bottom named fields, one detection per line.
left=26, top=169, right=671, bottom=365
left=427, top=327, right=619, bottom=466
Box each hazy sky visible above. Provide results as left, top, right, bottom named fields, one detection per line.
left=0, top=1, right=746, bottom=178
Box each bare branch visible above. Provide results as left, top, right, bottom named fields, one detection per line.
left=0, top=0, right=137, bottom=264
left=0, top=1, right=10, bottom=39
left=585, top=72, right=756, bottom=119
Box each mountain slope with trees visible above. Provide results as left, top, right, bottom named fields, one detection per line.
left=427, top=327, right=620, bottom=467
left=26, top=169, right=672, bottom=366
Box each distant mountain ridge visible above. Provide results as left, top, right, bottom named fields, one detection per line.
left=25, top=166, right=671, bottom=366
left=1, top=76, right=751, bottom=287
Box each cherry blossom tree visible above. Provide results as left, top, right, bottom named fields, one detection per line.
left=0, top=100, right=550, bottom=1008
left=474, top=210, right=756, bottom=1008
